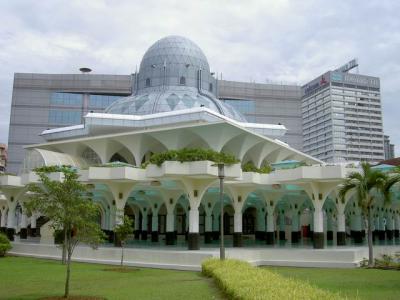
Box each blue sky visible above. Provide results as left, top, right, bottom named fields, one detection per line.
left=0, top=0, right=399, bottom=155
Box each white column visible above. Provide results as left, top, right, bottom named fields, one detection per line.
left=395, top=214, right=400, bottom=231
left=0, top=211, right=6, bottom=227
left=313, top=207, right=324, bottom=233
left=338, top=212, right=345, bottom=232
left=205, top=214, right=212, bottom=232
left=257, top=211, right=265, bottom=231
left=152, top=214, right=158, bottom=232
left=7, top=207, right=16, bottom=229
left=189, top=208, right=199, bottom=233
left=142, top=213, right=148, bottom=231
left=134, top=211, right=140, bottom=231
left=234, top=211, right=242, bottom=233
left=20, top=213, right=27, bottom=229
left=213, top=213, right=220, bottom=231
left=166, top=212, right=175, bottom=232
left=267, top=213, right=275, bottom=232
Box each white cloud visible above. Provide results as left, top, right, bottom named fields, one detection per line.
left=0, top=0, right=399, bottom=155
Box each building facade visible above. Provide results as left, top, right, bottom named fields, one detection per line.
left=301, top=71, right=384, bottom=163
left=7, top=73, right=133, bottom=174
left=218, top=80, right=303, bottom=151
left=0, top=144, right=6, bottom=173
left=384, top=135, right=396, bottom=160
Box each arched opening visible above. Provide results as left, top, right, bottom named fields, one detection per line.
left=145, top=78, right=151, bottom=87
left=179, top=76, right=186, bottom=85
left=243, top=207, right=257, bottom=234
left=110, top=153, right=128, bottom=164
left=82, top=147, right=102, bottom=165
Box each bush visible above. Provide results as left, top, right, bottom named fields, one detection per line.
left=202, top=259, right=341, bottom=300
left=0, top=233, right=12, bottom=257
left=242, top=161, right=273, bottom=174
left=148, top=148, right=240, bottom=167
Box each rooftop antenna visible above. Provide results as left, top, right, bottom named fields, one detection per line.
left=79, top=67, right=92, bottom=74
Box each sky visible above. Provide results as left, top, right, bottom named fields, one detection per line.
left=0, top=0, right=399, bottom=155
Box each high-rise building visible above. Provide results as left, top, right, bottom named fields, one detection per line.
left=0, top=143, right=6, bottom=173
left=301, top=67, right=384, bottom=163
left=384, top=135, right=395, bottom=160
left=7, top=73, right=132, bottom=174
left=217, top=80, right=303, bottom=150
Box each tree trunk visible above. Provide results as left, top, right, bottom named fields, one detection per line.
left=64, top=245, right=72, bottom=298
left=121, top=242, right=124, bottom=266
left=367, top=207, right=374, bottom=267
left=62, top=227, right=67, bottom=265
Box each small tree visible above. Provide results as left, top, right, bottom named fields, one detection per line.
left=338, top=162, right=395, bottom=267
left=25, top=165, right=105, bottom=298
left=0, top=233, right=12, bottom=257
left=114, top=215, right=133, bottom=266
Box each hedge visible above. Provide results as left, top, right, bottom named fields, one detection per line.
left=148, top=148, right=240, bottom=166
left=0, top=233, right=12, bottom=257
left=202, top=259, right=342, bottom=300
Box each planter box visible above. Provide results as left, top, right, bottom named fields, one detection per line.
left=0, top=175, right=22, bottom=187
left=88, top=166, right=146, bottom=181
left=146, top=161, right=242, bottom=179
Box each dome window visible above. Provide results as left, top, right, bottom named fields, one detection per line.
left=145, top=78, right=151, bottom=87
left=179, top=76, right=186, bottom=85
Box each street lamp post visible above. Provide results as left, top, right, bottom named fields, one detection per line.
left=218, top=163, right=225, bottom=260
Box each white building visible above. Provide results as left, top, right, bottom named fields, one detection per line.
left=1, top=37, right=399, bottom=254
left=302, top=66, right=384, bottom=163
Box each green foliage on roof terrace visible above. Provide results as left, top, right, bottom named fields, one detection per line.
left=242, top=161, right=273, bottom=174
left=148, top=148, right=240, bottom=166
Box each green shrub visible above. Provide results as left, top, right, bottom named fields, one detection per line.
left=0, top=233, right=12, bottom=257
left=148, top=148, right=239, bottom=166
left=242, top=161, right=273, bottom=174
left=202, top=259, right=342, bottom=300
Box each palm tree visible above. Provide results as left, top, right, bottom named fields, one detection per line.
left=338, top=162, right=389, bottom=267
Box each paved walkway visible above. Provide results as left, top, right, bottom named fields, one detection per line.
left=10, top=239, right=400, bottom=271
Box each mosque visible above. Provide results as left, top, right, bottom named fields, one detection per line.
left=1, top=36, right=399, bottom=255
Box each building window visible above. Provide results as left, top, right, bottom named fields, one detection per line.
left=145, top=78, right=151, bottom=87
left=209, top=83, right=213, bottom=92
left=48, top=110, right=82, bottom=124
left=50, top=92, right=83, bottom=106
left=82, top=147, right=101, bottom=165
left=179, top=76, right=186, bottom=85
left=89, top=95, right=121, bottom=109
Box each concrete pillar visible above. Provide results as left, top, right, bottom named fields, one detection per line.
left=141, top=213, right=148, bottom=240
left=151, top=213, right=159, bottom=242
left=204, top=213, right=212, bottom=244
left=337, top=211, right=346, bottom=246
left=188, top=207, right=199, bottom=250
left=233, top=211, right=243, bottom=247
left=134, top=211, right=141, bottom=239
left=394, top=214, right=400, bottom=238
left=313, top=207, right=324, bottom=249
left=279, top=212, right=286, bottom=241
left=386, top=213, right=394, bottom=240
left=166, top=212, right=175, bottom=245
left=212, top=213, right=220, bottom=240
left=20, top=212, right=28, bottom=239
left=291, top=211, right=300, bottom=243
left=7, top=207, right=16, bottom=241
left=266, top=211, right=275, bottom=245
left=30, top=214, right=37, bottom=237
left=351, top=213, right=363, bottom=243
left=378, top=213, right=386, bottom=240
left=0, top=210, right=7, bottom=233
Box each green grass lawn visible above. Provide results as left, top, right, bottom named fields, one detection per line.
left=267, top=266, right=400, bottom=300
left=0, top=256, right=222, bottom=300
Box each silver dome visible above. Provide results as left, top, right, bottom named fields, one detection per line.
left=105, top=36, right=247, bottom=122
